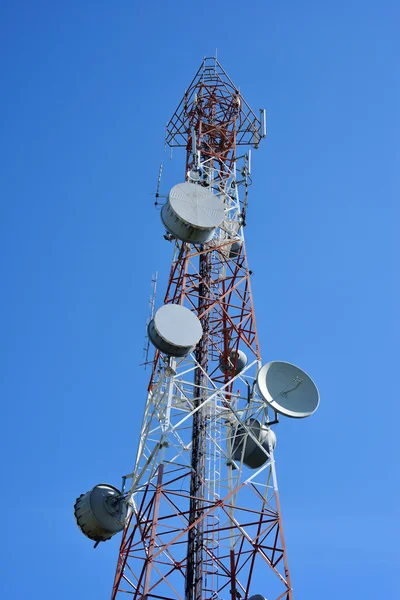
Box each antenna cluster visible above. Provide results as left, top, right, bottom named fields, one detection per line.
left=74, top=56, right=319, bottom=600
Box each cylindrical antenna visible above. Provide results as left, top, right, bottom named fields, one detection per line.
left=191, top=126, right=197, bottom=159
left=155, top=163, right=163, bottom=201
left=260, top=108, right=267, bottom=138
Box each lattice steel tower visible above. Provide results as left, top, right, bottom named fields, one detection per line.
left=74, top=57, right=320, bottom=600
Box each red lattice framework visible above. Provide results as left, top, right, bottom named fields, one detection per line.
left=111, top=58, right=293, bottom=600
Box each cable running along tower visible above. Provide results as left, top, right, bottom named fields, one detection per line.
left=74, top=57, right=320, bottom=600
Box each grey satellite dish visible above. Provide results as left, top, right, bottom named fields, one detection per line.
left=249, top=595, right=267, bottom=600
left=232, top=419, right=276, bottom=469
left=219, top=349, right=248, bottom=376
left=161, top=182, right=225, bottom=244
left=257, top=361, right=319, bottom=419
left=148, top=304, right=203, bottom=357
left=74, top=484, right=128, bottom=543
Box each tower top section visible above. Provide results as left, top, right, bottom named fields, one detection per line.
left=166, top=57, right=266, bottom=150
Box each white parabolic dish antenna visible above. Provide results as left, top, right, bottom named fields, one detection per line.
left=257, top=361, right=319, bottom=418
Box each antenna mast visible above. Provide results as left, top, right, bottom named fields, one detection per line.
left=142, top=272, right=158, bottom=368
left=74, top=57, right=320, bottom=600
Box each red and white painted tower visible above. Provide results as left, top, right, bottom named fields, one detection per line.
left=74, top=57, right=319, bottom=600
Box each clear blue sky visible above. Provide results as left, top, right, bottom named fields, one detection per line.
left=0, top=1, right=398, bottom=598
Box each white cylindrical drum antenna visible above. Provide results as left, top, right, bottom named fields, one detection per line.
left=231, top=419, right=276, bottom=469
left=148, top=304, right=203, bottom=357
left=161, top=182, right=225, bottom=244
left=74, top=484, right=128, bottom=544
left=260, top=109, right=267, bottom=138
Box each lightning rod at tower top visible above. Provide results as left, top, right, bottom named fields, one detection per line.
left=74, top=56, right=320, bottom=600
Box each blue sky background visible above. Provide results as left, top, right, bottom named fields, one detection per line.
left=0, top=1, right=399, bottom=598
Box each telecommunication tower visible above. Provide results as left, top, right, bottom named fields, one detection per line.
left=74, top=57, right=319, bottom=600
